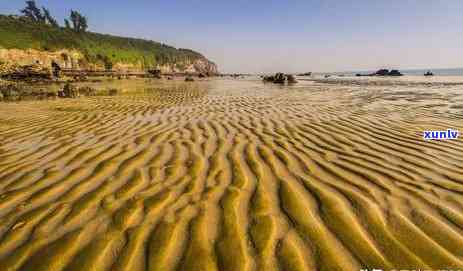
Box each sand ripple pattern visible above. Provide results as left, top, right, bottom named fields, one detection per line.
left=0, top=79, right=462, bottom=271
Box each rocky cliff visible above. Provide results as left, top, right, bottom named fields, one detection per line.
left=0, top=15, right=218, bottom=76
left=0, top=48, right=218, bottom=76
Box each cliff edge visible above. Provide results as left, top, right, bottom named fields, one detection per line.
left=0, top=15, right=218, bottom=76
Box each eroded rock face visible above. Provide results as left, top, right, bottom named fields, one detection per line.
left=192, top=58, right=219, bottom=76
left=0, top=48, right=219, bottom=76
left=157, top=58, right=218, bottom=75
left=0, top=63, right=52, bottom=80
left=0, top=49, right=84, bottom=70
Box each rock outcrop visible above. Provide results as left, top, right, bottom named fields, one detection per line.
left=424, top=71, right=434, bottom=76
left=157, top=58, right=218, bottom=76
left=263, top=73, right=298, bottom=84
left=58, top=83, right=78, bottom=98
left=0, top=81, right=57, bottom=101
left=356, top=69, right=403, bottom=77
left=0, top=63, right=52, bottom=80
left=297, top=72, right=312, bottom=76
left=0, top=48, right=219, bottom=78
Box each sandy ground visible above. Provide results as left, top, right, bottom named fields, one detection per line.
left=0, top=78, right=462, bottom=271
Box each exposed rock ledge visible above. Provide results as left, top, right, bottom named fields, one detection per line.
left=0, top=48, right=218, bottom=77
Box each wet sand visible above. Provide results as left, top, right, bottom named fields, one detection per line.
left=0, top=78, right=462, bottom=271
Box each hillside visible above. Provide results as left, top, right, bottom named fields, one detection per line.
left=0, top=15, right=218, bottom=74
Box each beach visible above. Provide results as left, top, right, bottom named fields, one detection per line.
left=0, top=77, right=462, bottom=270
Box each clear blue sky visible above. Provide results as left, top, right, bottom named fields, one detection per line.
left=2, top=0, right=463, bottom=73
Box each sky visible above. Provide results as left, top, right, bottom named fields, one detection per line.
left=2, top=0, right=463, bottom=73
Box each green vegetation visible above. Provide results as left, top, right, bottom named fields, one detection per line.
left=69, top=10, right=88, bottom=32
left=20, top=1, right=59, bottom=28
left=0, top=1, right=207, bottom=70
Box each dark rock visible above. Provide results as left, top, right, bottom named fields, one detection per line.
left=0, top=83, right=21, bottom=101
left=51, top=61, right=61, bottom=78
left=59, top=83, right=78, bottom=98
left=297, top=72, right=312, bottom=76
left=273, top=73, right=286, bottom=84
left=388, top=69, right=403, bottom=76
left=375, top=69, right=390, bottom=76
left=262, top=73, right=298, bottom=84
left=78, top=86, right=97, bottom=96
left=198, top=73, right=206, bottom=78
left=148, top=69, right=162, bottom=79
left=108, top=88, right=119, bottom=96
left=0, top=64, right=52, bottom=80
left=0, top=82, right=60, bottom=101
left=73, top=75, right=88, bottom=82
left=424, top=71, right=434, bottom=76
left=185, top=76, right=195, bottom=82
left=263, top=75, right=274, bottom=82
left=287, top=74, right=298, bottom=84
left=357, top=69, right=403, bottom=77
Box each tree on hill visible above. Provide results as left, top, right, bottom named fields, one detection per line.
left=64, top=19, right=71, bottom=29
left=69, top=10, right=88, bottom=32
left=80, top=16, right=88, bottom=32
left=20, top=1, right=59, bottom=27
left=42, top=7, right=58, bottom=27
left=20, top=0, right=45, bottom=22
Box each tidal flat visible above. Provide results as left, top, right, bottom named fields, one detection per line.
left=0, top=77, right=462, bottom=271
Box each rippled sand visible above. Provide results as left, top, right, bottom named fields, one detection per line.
left=0, top=78, right=462, bottom=271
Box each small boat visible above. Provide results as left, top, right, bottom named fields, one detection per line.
left=424, top=71, right=434, bottom=76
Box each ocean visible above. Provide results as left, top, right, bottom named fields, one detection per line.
left=320, top=68, right=463, bottom=77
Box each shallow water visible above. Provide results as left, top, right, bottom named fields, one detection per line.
left=0, top=78, right=462, bottom=270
